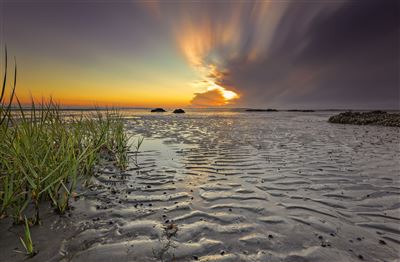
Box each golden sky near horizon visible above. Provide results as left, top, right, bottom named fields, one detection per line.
left=1, top=2, right=240, bottom=107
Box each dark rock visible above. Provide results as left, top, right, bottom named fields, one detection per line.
left=151, top=108, right=166, bottom=112
left=328, top=111, right=400, bottom=127
left=173, top=108, right=185, bottom=114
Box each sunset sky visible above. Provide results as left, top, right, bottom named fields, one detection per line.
left=0, top=0, right=399, bottom=108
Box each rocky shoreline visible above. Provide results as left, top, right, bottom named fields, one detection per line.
left=329, top=111, right=400, bottom=127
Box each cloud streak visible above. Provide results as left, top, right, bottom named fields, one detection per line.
left=146, top=0, right=399, bottom=108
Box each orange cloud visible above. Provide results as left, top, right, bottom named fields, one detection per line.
left=191, top=86, right=238, bottom=107
left=140, top=2, right=290, bottom=107
left=152, top=2, right=288, bottom=107
left=190, top=89, right=226, bottom=107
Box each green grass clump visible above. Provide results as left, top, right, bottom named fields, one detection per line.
left=0, top=48, right=135, bottom=225
left=19, top=216, right=36, bottom=257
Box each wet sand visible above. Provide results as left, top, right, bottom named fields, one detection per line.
left=1, top=111, right=399, bottom=261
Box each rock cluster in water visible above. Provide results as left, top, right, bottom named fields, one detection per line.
left=328, top=111, right=400, bottom=127
left=173, top=109, right=185, bottom=114
left=151, top=108, right=166, bottom=112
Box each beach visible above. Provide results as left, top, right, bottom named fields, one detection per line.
left=1, top=110, right=399, bottom=261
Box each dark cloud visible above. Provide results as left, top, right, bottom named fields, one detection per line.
left=152, top=0, right=399, bottom=109
left=218, top=0, right=400, bottom=109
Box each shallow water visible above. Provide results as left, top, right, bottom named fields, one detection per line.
left=2, top=110, right=400, bottom=261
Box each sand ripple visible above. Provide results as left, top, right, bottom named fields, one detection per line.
left=59, top=111, right=400, bottom=261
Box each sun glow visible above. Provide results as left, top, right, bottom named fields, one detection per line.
left=190, top=79, right=239, bottom=107
left=221, top=89, right=238, bottom=101
left=206, top=82, right=239, bottom=102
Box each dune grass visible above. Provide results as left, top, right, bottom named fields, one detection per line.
left=0, top=48, right=134, bottom=230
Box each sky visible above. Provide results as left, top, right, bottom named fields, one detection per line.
left=1, top=0, right=399, bottom=109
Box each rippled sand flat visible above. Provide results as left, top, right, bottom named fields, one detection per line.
left=2, top=111, right=399, bottom=261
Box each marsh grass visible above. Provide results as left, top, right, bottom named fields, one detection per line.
left=0, top=48, right=135, bottom=230
left=19, top=216, right=37, bottom=257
